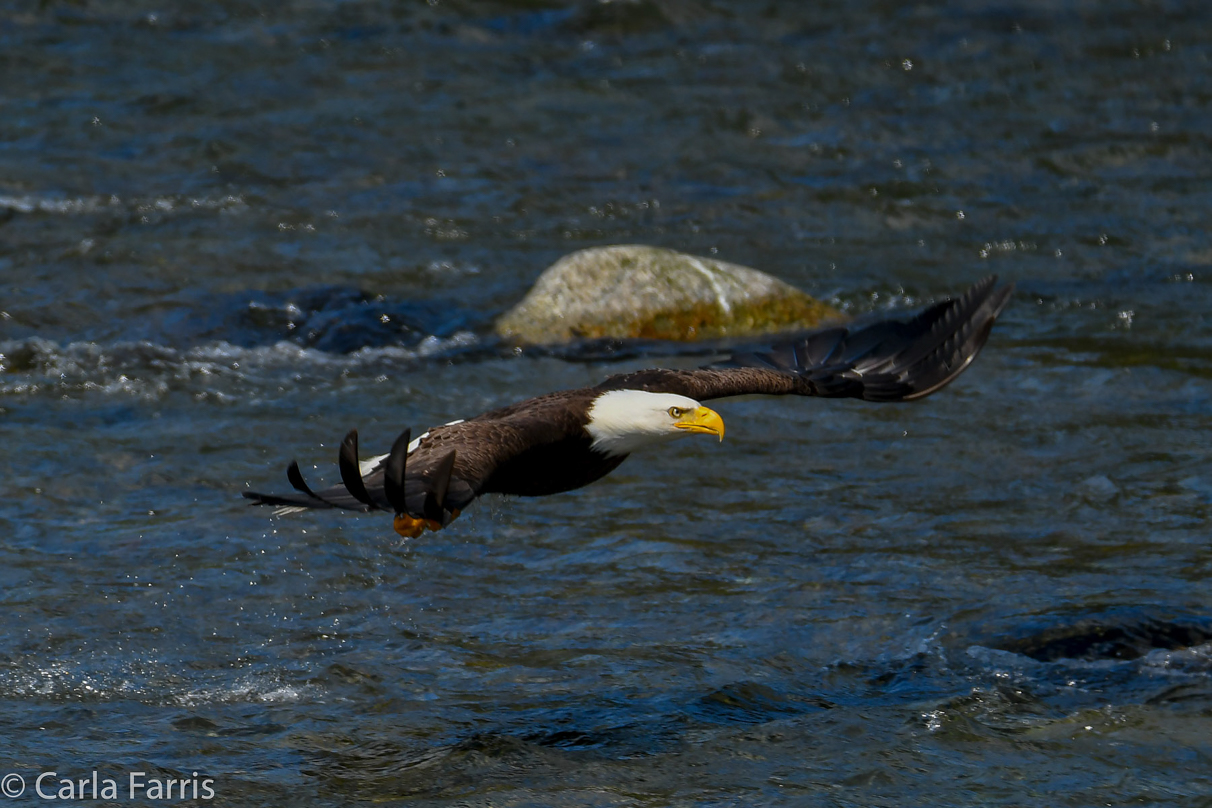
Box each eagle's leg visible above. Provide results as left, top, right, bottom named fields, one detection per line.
left=393, top=509, right=461, bottom=539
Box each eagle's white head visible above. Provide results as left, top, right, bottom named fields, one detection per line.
left=585, top=389, right=725, bottom=457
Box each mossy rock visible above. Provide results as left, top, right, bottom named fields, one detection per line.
left=495, top=245, right=842, bottom=345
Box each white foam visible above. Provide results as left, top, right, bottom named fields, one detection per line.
left=0, top=332, right=479, bottom=402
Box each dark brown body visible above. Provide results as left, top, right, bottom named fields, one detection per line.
left=481, top=434, right=626, bottom=497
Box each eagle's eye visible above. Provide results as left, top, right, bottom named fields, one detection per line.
left=668, top=406, right=684, bottom=418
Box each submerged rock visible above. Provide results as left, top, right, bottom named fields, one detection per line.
left=495, top=245, right=841, bottom=345
left=131, top=285, right=478, bottom=354
left=997, top=611, right=1212, bottom=662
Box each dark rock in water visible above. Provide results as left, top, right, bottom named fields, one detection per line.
left=562, top=0, right=672, bottom=34
left=693, top=681, right=832, bottom=725
left=240, top=286, right=475, bottom=353
left=495, top=245, right=841, bottom=345
left=996, top=610, right=1212, bottom=662
left=145, top=285, right=477, bottom=353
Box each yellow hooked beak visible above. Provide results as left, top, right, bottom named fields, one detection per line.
left=674, top=405, right=725, bottom=441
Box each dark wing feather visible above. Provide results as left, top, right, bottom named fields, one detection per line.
left=286, top=461, right=331, bottom=506
left=596, top=276, right=1012, bottom=403
left=244, top=458, right=376, bottom=512
left=381, top=429, right=413, bottom=513
left=339, top=430, right=379, bottom=508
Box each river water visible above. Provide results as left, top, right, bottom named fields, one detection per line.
left=2, top=1, right=1211, bottom=805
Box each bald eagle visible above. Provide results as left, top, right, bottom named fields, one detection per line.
left=245, top=277, right=1012, bottom=538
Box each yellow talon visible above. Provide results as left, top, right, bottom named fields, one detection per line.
left=393, top=513, right=427, bottom=539
left=393, top=508, right=461, bottom=539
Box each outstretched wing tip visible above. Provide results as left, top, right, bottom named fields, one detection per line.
left=599, top=276, right=1012, bottom=403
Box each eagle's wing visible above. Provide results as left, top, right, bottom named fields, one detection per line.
left=596, top=275, right=1012, bottom=403
left=242, top=391, right=592, bottom=522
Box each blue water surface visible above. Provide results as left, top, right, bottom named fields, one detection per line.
left=2, top=1, right=1211, bottom=805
